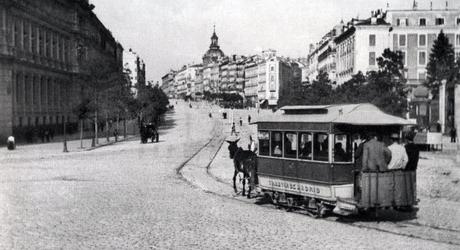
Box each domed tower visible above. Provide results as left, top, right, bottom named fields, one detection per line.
left=202, top=26, right=225, bottom=65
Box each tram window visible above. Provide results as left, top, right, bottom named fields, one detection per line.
left=258, top=131, right=270, bottom=156
left=313, top=133, right=329, bottom=161
left=271, top=131, right=282, bottom=157
left=334, top=134, right=352, bottom=162
left=298, top=133, right=312, bottom=160
left=284, top=132, right=297, bottom=158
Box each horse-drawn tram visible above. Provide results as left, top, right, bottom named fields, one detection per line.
left=254, top=104, right=417, bottom=217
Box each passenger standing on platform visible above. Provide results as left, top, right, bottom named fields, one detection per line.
left=362, top=132, right=391, bottom=171
left=404, top=134, right=419, bottom=171
left=387, top=133, right=408, bottom=170
left=354, top=134, right=369, bottom=170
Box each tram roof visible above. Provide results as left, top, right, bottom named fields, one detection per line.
left=256, top=103, right=414, bottom=126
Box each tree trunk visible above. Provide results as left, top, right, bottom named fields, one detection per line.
left=95, top=109, right=98, bottom=145
left=80, top=119, right=83, bottom=148
left=123, top=117, right=127, bottom=139
left=106, top=112, right=109, bottom=142
left=455, top=85, right=460, bottom=163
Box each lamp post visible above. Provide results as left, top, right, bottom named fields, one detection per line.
left=63, top=118, right=68, bottom=153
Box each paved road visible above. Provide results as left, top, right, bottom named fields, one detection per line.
left=0, top=103, right=455, bottom=249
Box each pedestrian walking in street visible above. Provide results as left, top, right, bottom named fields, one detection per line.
left=231, top=122, right=236, bottom=135
left=450, top=127, right=457, bottom=143
left=387, top=133, right=408, bottom=170
left=248, top=115, right=251, bottom=124
left=239, top=117, right=243, bottom=126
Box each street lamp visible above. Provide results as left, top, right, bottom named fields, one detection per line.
left=63, top=117, right=68, bottom=153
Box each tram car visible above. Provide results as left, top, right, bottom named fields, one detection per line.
left=254, top=104, right=417, bottom=216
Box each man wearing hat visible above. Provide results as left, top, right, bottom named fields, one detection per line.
left=387, top=133, right=408, bottom=170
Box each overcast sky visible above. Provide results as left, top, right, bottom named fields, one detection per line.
left=91, top=0, right=460, bottom=82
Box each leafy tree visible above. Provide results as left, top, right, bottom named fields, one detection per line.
left=364, top=49, right=408, bottom=116
left=278, top=49, right=408, bottom=117
left=425, top=30, right=456, bottom=95
left=332, top=71, right=367, bottom=104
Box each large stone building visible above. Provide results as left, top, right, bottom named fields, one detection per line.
left=0, top=0, right=124, bottom=142
left=307, top=4, right=460, bottom=131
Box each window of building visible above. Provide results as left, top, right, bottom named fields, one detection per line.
left=284, top=132, right=297, bottom=158
left=45, top=31, right=50, bottom=57
left=457, top=18, right=460, bottom=25
left=405, top=18, right=409, bottom=26
left=418, top=72, right=426, bottom=81
left=396, top=18, right=400, bottom=26
left=419, top=18, right=426, bottom=26
left=419, top=34, right=426, bottom=46
left=18, top=117, right=23, bottom=127
left=258, top=131, right=270, bottom=156
left=369, top=52, right=376, bottom=66
left=298, top=133, right=312, bottom=160
left=43, top=116, right=47, bottom=125
left=270, top=66, right=274, bottom=72
left=31, top=26, right=36, bottom=54
left=15, top=73, right=21, bottom=104
left=14, top=21, right=20, bottom=47
left=456, top=34, right=460, bottom=46
left=401, top=50, right=407, bottom=66
left=271, top=131, right=283, bottom=157
left=35, top=117, right=39, bottom=126
left=38, top=28, right=44, bottom=56
left=32, top=76, right=38, bottom=105
left=47, top=78, right=53, bottom=106
left=456, top=52, right=460, bottom=61
left=313, top=133, right=328, bottom=162
left=419, top=51, right=427, bottom=65
left=27, top=117, right=31, bottom=127
left=23, top=21, right=29, bottom=51
left=369, top=34, right=376, bottom=46
left=399, top=34, right=406, bottom=47
left=435, top=18, right=444, bottom=25
left=50, top=116, right=54, bottom=124
left=24, top=75, right=29, bottom=105
left=334, top=134, right=352, bottom=163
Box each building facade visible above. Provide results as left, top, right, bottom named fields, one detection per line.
left=161, top=70, right=175, bottom=98
left=0, top=0, right=123, bottom=142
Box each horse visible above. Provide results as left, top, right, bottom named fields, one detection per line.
left=226, top=139, right=257, bottom=198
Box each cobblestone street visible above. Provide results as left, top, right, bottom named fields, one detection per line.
left=0, top=102, right=457, bottom=249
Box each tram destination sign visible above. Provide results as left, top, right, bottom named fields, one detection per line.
left=259, top=176, right=332, bottom=198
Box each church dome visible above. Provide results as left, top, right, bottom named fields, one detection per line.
left=203, top=26, right=225, bottom=65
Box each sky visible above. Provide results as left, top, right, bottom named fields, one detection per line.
left=91, top=0, right=460, bottom=83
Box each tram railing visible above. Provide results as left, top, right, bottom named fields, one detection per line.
left=357, top=170, right=417, bottom=209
